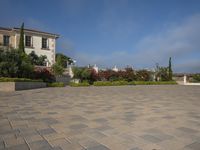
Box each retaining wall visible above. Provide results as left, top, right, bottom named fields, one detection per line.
left=0, top=82, right=46, bottom=91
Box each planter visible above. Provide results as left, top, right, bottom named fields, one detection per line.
left=0, top=82, right=46, bottom=91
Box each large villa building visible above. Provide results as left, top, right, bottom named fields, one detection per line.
left=0, top=27, right=59, bottom=66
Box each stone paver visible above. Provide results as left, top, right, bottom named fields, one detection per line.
left=0, top=85, right=200, bottom=150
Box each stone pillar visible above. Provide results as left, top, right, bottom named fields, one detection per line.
left=45, top=61, right=48, bottom=67
left=184, top=75, right=187, bottom=84
left=69, top=66, right=74, bottom=78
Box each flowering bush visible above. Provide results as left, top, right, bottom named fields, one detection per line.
left=73, top=67, right=155, bottom=83
left=97, top=67, right=136, bottom=81
left=90, top=69, right=100, bottom=82
left=32, top=67, right=55, bottom=82
left=98, top=70, right=118, bottom=81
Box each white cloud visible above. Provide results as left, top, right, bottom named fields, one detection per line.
left=133, top=13, right=200, bottom=72
left=73, top=13, right=200, bottom=72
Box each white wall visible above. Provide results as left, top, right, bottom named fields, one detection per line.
left=22, top=34, right=56, bottom=66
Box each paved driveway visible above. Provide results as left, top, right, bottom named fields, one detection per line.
left=0, top=85, right=200, bottom=150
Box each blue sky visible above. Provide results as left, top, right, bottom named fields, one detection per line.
left=0, top=0, right=200, bottom=72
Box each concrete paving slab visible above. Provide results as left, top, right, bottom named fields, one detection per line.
left=0, top=85, right=200, bottom=150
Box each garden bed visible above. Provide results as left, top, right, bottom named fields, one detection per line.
left=69, top=81, right=177, bottom=87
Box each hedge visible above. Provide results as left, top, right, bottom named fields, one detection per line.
left=93, top=81, right=177, bottom=86
left=69, top=82, right=90, bottom=87
left=47, top=82, right=65, bottom=87
left=134, top=81, right=177, bottom=85
left=93, top=81, right=135, bottom=86
left=0, top=77, right=43, bottom=82
left=69, top=80, right=177, bottom=87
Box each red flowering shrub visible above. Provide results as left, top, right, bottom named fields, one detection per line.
left=32, top=67, right=55, bottom=82
left=122, top=68, right=136, bottom=81
left=98, top=70, right=119, bottom=81
left=97, top=68, right=136, bottom=81
left=90, top=69, right=100, bottom=82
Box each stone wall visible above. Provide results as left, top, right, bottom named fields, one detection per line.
left=0, top=82, right=46, bottom=91
left=0, top=82, right=15, bottom=92
left=0, top=34, right=3, bottom=45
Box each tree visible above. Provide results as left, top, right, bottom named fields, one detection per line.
left=56, top=53, right=73, bottom=68
left=18, top=23, right=25, bottom=53
left=28, top=51, right=39, bottom=65
left=0, top=48, right=33, bottom=78
left=160, top=67, right=170, bottom=81
left=51, top=53, right=74, bottom=76
left=193, top=74, right=200, bottom=82
left=28, top=51, right=47, bottom=66
left=0, top=49, right=19, bottom=77
left=81, top=68, right=91, bottom=81
left=168, top=57, right=173, bottom=80
left=72, top=67, right=83, bottom=79
left=18, top=54, right=34, bottom=78
left=51, top=63, right=64, bottom=76
left=136, top=70, right=151, bottom=81
left=72, top=67, right=92, bottom=82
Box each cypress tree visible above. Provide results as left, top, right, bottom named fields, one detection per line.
left=18, top=23, right=25, bottom=53
left=168, top=57, right=173, bottom=80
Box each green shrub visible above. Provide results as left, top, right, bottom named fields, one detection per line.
left=112, top=80, right=129, bottom=86
left=93, top=81, right=111, bottom=86
left=0, top=49, right=34, bottom=78
left=47, top=82, right=65, bottom=87
left=56, top=53, right=74, bottom=68
left=0, top=77, right=42, bottom=82
left=72, top=67, right=92, bottom=82
left=93, top=81, right=135, bottom=86
left=134, top=81, right=177, bottom=85
left=51, top=63, right=64, bottom=75
left=28, top=51, right=47, bottom=66
left=136, top=70, right=152, bottom=81
left=193, top=74, right=200, bottom=82
left=127, top=81, right=136, bottom=85
left=69, top=81, right=90, bottom=87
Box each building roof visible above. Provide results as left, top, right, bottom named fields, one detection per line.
left=0, top=27, right=59, bottom=38
left=0, top=27, right=12, bottom=31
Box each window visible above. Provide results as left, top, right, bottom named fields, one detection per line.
left=42, top=38, right=48, bottom=49
left=3, top=35, right=10, bottom=46
left=25, top=36, right=32, bottom=47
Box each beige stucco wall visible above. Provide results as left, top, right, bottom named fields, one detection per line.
left=0, top=82, right=15, bottom=92
left=23, top=34, right=56, bottom=65
left=0, top=30, right=16, bottom=48
left=0, top=29, right=57, bottom=66
left=0, top=34, right=3, bottom=45
left=10, top=35, right=15, bottom=47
